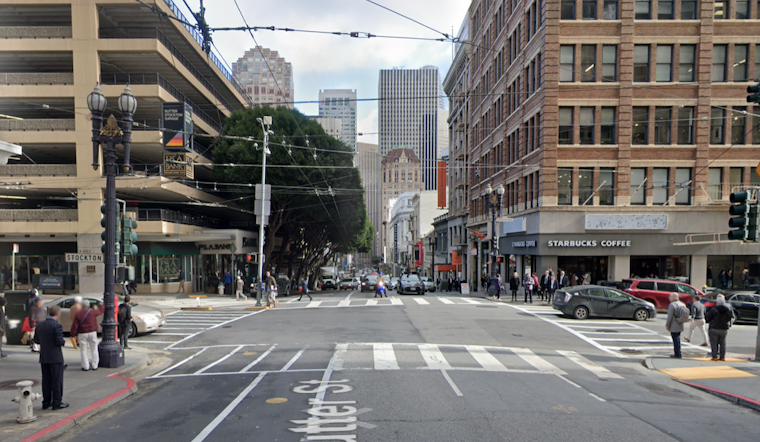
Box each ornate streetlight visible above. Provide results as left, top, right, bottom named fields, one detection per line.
left=485, top=183, right=505, bottom=296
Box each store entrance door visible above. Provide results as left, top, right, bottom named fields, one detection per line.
left=558, top=256, right=609, bottom=285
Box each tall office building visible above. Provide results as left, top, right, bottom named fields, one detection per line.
left=356, top=142, right=381, bottom=260
left=309, top=117, right=343, bottom=140
left=233, top=47, right=294, bottom=109
left=318, top=89, right=357, bottom=150
left=378, top=67, right=447, bottom=191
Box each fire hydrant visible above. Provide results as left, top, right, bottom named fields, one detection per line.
left=12, top=380, right=41, bottom=424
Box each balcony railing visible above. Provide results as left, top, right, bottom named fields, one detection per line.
left=100, top=72, right=222, bottom=133
left=0, top=73, right=73, bottom=85
left=0, top=164, right=77, bottom=177
left=0, top=209, right=77, bottom=221
left=99, top=26, right=251, bottom=105
left=0, top=119, right=75, bottom=131
left=0, top=26, right=71, bottom=38
left=138, top=208, right=220, bottom=228
left=117, top=163, right=163, bottom=177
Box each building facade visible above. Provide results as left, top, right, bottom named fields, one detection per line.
left=461, top=0, right=760, bottom=291
left=310, top=117, right=343, bottom=140
left=388, top=192, right=417, bottom=274
left=0, top=0, right=254, bottom=294
left=319, top=89, right=357, bottom=150
left=378, top=66, right=449, bottom=191
left=233, top=46, right=294, bottom=108
left=356, top=142, right=382, bottom=261
left=381, top=148, right=423, bottom=223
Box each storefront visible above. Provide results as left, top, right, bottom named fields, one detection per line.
left=0, top=242, right=79, bottom=289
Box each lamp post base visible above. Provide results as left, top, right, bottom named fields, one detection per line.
left=98, top=341, right=124, bottom=368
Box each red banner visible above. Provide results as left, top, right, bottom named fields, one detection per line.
left=437, top=161, right=446, bottom=208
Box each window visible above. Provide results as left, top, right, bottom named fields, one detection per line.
left=754, top=106, right=760, bottom=144
left=657, top=282, right=678, bottom=292
left=730, top=167, right=744, bottom=188
left=603, top=0, right=618, bottom=18
left=637, top=281, right=655, bottom=290
left=558, top=169, right=572, bottom=205
left=630, top=168, right=647, bottom=205
left=677, top=107, right=694, bottom=144
left=601, top=107, right=616, bottom=144
left=634, top=45, right=650, bottom=82
left=658, top=0, right=673, bottom=18
left=562, top=0, right=576, bottom=19
left=560, top=46, right=574, bottom=82
left=581, top=45, right=596, bottom=82
left=732, top=106, right=747, bottom=144
left=602, top=45, right=617, bottom=81
left=599, top=168, right=614, bottom=205
left=579, top=107, right=595, bottom=144
left=656, top=45, right=673, bottom=81
left=737, top=0, right=750, bottom=18
left=679, top=45, right=696, bottom=82
left=711, top=107, right=725, bottom=144
left=579, top=168, right=594, bottom=204
left=654, top=107, right=671, bottom=144
left=714, top=0, right=729, bottom=19
left=734, top=45, right=748, bottom=82
left=680, top=0, right=698, bottom=18
left=632, top=107, right=649, bottom=144
left=653, top=168, right=669, bottom=204
left=708, top=168, right=723, bottom=200
left=713, top=45, right=727, bottom=82
left=756, top=46, right=760, bottom=83
left=635, top=0, right=651, bottom=18
left=583, top=0, right=597, bottom=18
left=675, top=168, right=691, bottom=205
left=559, top=107, right=573, bottom=144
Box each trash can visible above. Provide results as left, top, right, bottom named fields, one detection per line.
left=3, top=290, right=35, bottom=345
left=217, top=282, right=224, bottom=296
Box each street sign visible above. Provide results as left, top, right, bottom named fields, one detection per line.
left=255, top=183, right=271, bottom=200
left=254, top=199, right=271, bottom=217
left=65, top=253, right=104, bottom=263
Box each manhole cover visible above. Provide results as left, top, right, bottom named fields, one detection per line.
left=635, top=381, right=699, bottom=400
left=595, top=329, right=618, bottom=333
left=0, top=379, right=40, bottom=391
left=476, top=305, right=498, bottom=308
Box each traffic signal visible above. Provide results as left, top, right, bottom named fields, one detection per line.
left=728, top=191, right=759, bottom=242
left=748, top=84, right=760, bottom=104
left=100, top=204, right=120, bottom=254
left=121, top=216, right=138, bottom=256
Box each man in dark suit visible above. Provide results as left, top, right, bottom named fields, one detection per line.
left=558, top=270, right=570, bottom=289
left=33, top=305, right=68, bottom=410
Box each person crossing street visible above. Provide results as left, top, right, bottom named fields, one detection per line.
left=297, top=277, right=312, bottom=301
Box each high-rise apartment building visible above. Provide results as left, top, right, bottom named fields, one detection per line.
left=355, top=142, right=382, bottom=260
left=233, top=47, right=294, bottom=109
left=462, top=0, right=760, bottom=290
left=378, top=67, right=448, bottom=191
left=310, top=117, right=343, bottom=140
left=319, top=89, right=357, bottom=150
left=0, top=0, right=254, bottom=294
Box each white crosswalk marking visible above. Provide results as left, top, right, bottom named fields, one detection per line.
left=467, top=345, right=508, bottom=372
left=512, top=348, right=566, bottom=375
left=389, top=297, right=403, bottom=305
left=373, top=343, right=400, bottom=370
left=437, top=297, right=455, bottom=305
left=306, top=301, right=322, bottom=308
left=337, top=300, right=351, bottom=307
left=418, top=344, right=452, bottom=370
left=366, top=299, right=378, bottom=306
left=280, top=346, right=307, bottom=372
left=196, top=346, right=244, bottom=374
left=458, top=298, right=481, bottom=305
left=556, top=350, right=624, bottom=379
left=413, top=298, right=430, bottom=305
left=240, top=345, right=276, bottom=373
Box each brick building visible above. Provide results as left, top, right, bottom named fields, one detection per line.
left=381, top=148, right=423, bottom=255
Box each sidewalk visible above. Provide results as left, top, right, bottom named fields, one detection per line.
left=645, top=355, right=760, bottom=412
left=0, top=344, right=159, bottom=442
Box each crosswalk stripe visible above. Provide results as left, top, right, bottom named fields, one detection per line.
left=373, top=343, right=400, bottom=370
left=280, top=346, right=308, bottom=371
left=390, top=297, right=403, bottom=305
left=512, top=348, right=566, bottom=375
left=458, top=298, right=481, bottom=305
left=419, top=344, right=452, bottom=370
left=437, top=297, right=455, bottom=305
left=366, top=299, right=378, bottom=306
left=306, top=301, right=322, bottom=308
left=467, top=345, right=508, bottom=372
left=196, top=346, right=244, bottom=374
left=332, top=343, right=348, bottom=371
left=239, top=345, right=276, bottom=373
left=153, top=333, right=193, bottom=336
left=556, top=350, right=624, bottom=379
left=337, top=300, right=351, bottom=307
left=413, top=298, right=430, bottom=305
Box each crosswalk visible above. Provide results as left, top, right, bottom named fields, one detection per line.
left=279, top=296, right=493, bottom=309
left=130, top=310, right=255, bottom=347
left=149, top=342, right=629, bottom=381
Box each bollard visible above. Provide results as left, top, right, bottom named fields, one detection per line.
left=12, top=380, right=41, bottom=424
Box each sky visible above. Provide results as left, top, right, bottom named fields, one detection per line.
left=174, top=0, right=471, bottom=145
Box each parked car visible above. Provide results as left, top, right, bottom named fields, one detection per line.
left=421, top=277, right=436, bottom=292
left=339, top=278, right=358, bottom=290
left=388, top=277, right=399, bottom=290
left=398, top=274, right=425, bottom=295
left=622, top=279, right=703, bottom=310
left=361, top=275, right=379, bottom=292
left=44, top=296, right=166, bottom=338
left=276, top=274, right=291, bottom=296
left=553, top=285, right=656, bottom=321
left=726, top=292, right=759, bottom=323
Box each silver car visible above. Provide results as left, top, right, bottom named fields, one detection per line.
left=44, top=296, right=166, bottom=338
left=421, top=277, right=436, bottom=292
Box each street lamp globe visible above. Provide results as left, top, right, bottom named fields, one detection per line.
left=486, top=183, right=493, bottom=195
left=117, top=85, right=137, bottom=114
left=87, top=84, right=107, bottom=113
left=496, top=184, right=505, bottom=196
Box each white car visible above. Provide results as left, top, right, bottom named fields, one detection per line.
left=421, top=277, right=436, bottom=292
left=44, top=296, right=166, bottom=338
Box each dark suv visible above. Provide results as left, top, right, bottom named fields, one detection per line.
left=623, top=279, right=703, bottom=310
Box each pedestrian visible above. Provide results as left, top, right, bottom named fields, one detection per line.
left=33, top=305, right=68, bottom=410
left=509, top=272, right=519, bottom=302
left=706, top=265, right=713, bottom=288
left=236, top=276, right=247, bottom=300
left=1, top=266, right=11, bottom=290
left=265, top=271, right=278, bottom=307
left=571, top=273, right=579, bottom=286
left=224, top=270, right=233, bottom=295
left=718, top=270, right=727, bottom=289
left=70, top=300, right=103, bottom=371
left=547, top=274, right=558, bottom=304
left=665, top=293, right=689, bottom=359
left=28, top=297, right=46, bottom=353
left=540, top=270, right=551, bottom=301
left=0, top=295, right=7, bottom=358
left=447, top=276, right=452, bottom=292
left=493, top=274, right=502, bottom=300
left=558, top=270, right=569, bottom=289
left=523, top=272, right=534, bottom=304
left=684, top=296, right=709, bottom=347
left=177, top=268, right=185, bottom=294
left=118, top=295, right=133, bottom=350
left=706, top=295, right=734, bottom=361
left=297, top=277, right=312, bottom=301
left=727, top=269, right=733, bottom=289
left=742, top=269, right=749, bottom=288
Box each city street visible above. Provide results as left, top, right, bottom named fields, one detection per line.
left=58, top=290, right=760, bottom=442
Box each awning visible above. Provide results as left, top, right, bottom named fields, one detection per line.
left=136, top=242, right=199, bottom=256
left=436, top=264, right=458, bottom=271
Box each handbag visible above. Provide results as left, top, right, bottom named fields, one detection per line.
left=21, top=332, right=30, bottom=345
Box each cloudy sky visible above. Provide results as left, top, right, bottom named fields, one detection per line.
left=175, top=0, right=470, bottom=144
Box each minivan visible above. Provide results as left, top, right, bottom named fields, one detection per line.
left=623, top=279, right=704, bottom=310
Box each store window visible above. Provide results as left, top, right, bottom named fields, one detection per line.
left=630, top=168, right=647, bottom=205
left=558, top=169, right=573, bottom=205
left=631, top=256, right=690, bottom=281
left=579, top=168, right=594, bottom=205
left=653, top=167, right=669, bottom=204
left=599, top=168, right=614, bottom=205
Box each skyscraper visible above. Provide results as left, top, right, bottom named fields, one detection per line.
left=378, top=66, right=447, bottom=191
left=232, top=47, right=294, bottom=109
left=356, top=142, right=382, bottom=259
left=319, top=89, right=357, bottom=150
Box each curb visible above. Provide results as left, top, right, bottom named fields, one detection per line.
left=680, top=380, right=760, bottom=413
left=180, top=306, right=213, bottom=311
left=642, top=357, right=656, bottom=370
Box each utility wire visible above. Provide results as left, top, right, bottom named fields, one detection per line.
left=361, top=0, right=451, bottom=39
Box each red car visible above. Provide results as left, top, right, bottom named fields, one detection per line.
left=622, top=279, right=704, bottom=310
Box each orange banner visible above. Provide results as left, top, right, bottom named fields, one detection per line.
left=451, top=250, right=462, bottom=266
left=437, top=161, right=446, bottom=208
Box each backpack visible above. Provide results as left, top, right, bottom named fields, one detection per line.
left=117, top=303, right=128, bottom=323
left=674, top=303, right=690, bottom=324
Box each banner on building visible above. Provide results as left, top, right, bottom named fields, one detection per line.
left=162, top=102, right=193, bottom=151
left=437, top=161, right=446, bottom=208
left=163, top=153, right=194, bottom=179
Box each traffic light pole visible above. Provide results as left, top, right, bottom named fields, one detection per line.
left=255, top=117, right=271, bottom=307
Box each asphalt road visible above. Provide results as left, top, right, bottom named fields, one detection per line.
left=59, top=289, right=760, bottom=442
